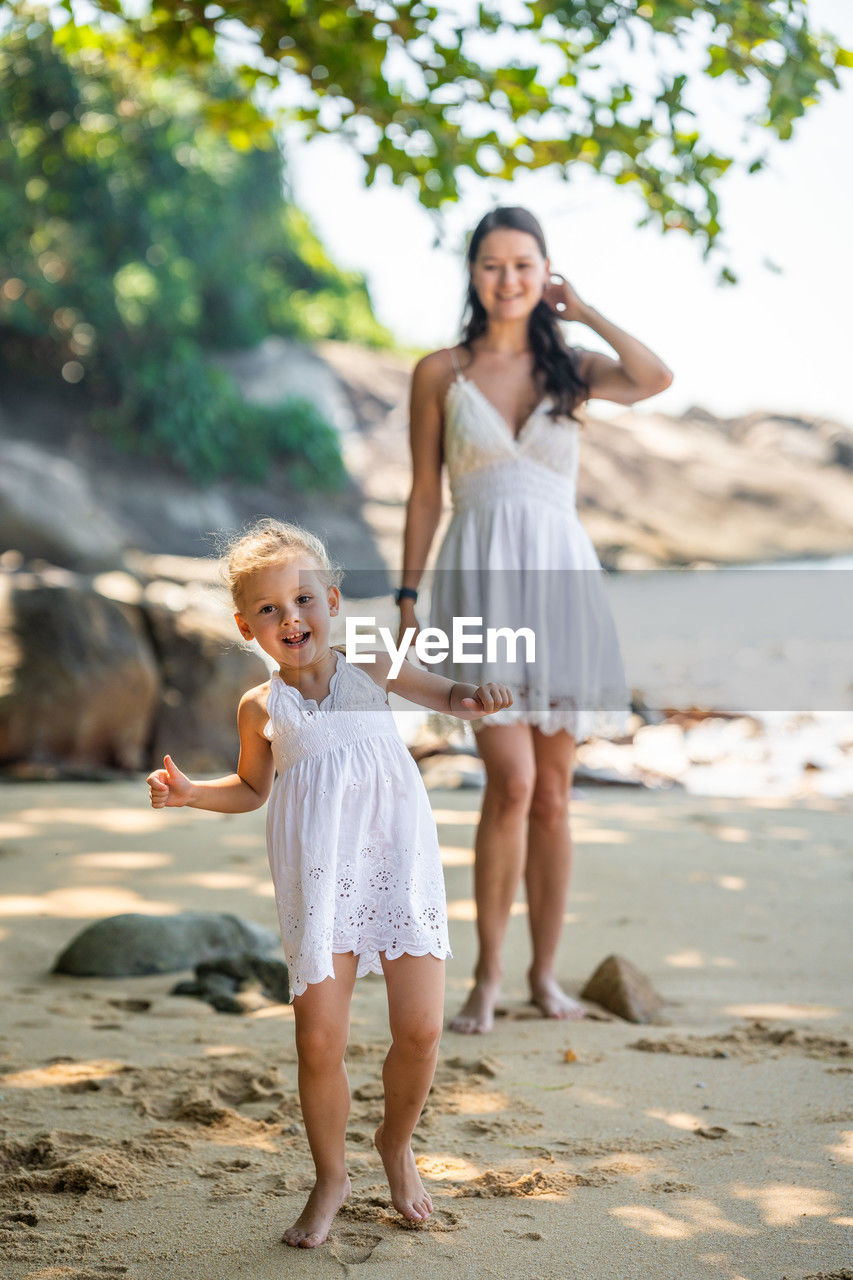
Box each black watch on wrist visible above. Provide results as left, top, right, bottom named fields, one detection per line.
left=395, top=586, right=418, bottom=606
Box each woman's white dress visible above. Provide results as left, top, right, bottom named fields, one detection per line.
left=264, top=650, right=451, bottom=997
left=429, top=358, right=630, bottom=739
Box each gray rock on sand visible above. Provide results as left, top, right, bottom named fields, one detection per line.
left=52, top=911, right=280, bottom=978
left=580, top=954, right=665, bottom=1024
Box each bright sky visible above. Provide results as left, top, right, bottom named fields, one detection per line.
left=282, top=0, right=852, bottom=422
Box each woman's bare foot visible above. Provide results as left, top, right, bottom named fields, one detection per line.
left=374, top=1125, right=432, bottom=1222
left=448, top=977, right=501, bottom=1034
left=281, top=1172, right=351, bottom=1248
left=529, top=971, right=587, bottom=1020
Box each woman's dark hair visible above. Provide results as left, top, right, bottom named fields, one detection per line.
left=461, top=206, right=589, bottom=421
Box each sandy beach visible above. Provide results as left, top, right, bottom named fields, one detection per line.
left=0, top=779, right=850, bottom=1280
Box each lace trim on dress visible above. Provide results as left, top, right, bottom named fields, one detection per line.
left=274, top=841, right=452, bottom=996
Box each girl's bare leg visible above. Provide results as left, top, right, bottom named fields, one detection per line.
left=525, top=728, right=585, bottom=1019
left=449, top=724, right=536, bottom=1034
left=283, top=951, right=359, bottom=1248
left=375, top=952, right=445, bottom=1220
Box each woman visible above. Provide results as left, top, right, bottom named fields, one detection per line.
left=398, top=206, right=672, bottom=1034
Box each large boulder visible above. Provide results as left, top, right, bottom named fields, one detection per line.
left=141, top=586, right=269, bottom=773
left=0, top=567, right=159, bottom=770
left=0, top=438, right=129, bottom=572
left=52, top=911, right=280, bottom=977
left=0, top=563, right=268, bottom=776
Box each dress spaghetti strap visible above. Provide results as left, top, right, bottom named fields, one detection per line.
left=448, top=346, right=464, bottom=381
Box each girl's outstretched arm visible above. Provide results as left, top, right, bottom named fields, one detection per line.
left=367, top=653, right=512, bottom=721
left=147, top=686, right=274, bottom=813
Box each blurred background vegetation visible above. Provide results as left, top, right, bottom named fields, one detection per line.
left=0, top=11, right=391, bottom=486
left=0, top=1, right=847, bottom=487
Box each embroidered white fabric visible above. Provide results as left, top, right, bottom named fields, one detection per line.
left=429, top=365, right=631, bottom=740
left=264, top=651, right=451, bottom=997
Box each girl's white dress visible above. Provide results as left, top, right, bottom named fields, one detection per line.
left=264, top=650, right=451, bottom=997
left=429, top=355, right=630, bottom=739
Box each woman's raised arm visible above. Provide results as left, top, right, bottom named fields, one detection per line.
left=545, top=274, right=673, bottom=405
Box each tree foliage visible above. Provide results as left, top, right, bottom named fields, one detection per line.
left=44, top=0, right=851, bottom=265
left=0, top=10, right=389, bottom=484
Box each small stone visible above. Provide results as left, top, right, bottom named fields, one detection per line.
left=579, top=955, right=665, bottom=1024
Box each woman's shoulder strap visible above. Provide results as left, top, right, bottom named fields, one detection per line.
left=447, top=346, right=464, bottom=380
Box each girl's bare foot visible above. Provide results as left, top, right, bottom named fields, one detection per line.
left=529, top=971, right=587, bottom=1020
left=282, top=1172, right=351, bottom=1248
left=374, top=1125, right=432, bottom=1222
left=448, top=977, right=501, bottom=1034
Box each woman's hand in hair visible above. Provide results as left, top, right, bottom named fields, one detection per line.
left=542, top=272, right=586, bottom=322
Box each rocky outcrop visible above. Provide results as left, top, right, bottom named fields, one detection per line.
left=3, top=343, right=852, bottom=577
left=0, top=567, right=160, bottom=770
left=214, top=336, right=359, bottom=437
left=0, top=562, right=267, bottom=774
left=2, top=341, right=852, bottom=779
left=576, top=408, right=853, bottom=567
left=321, top=345, right=853, bottom=569
left=0, top=439, right=132, bottom=572
left=142, top=590, right=267, bottom=774
left=0, top=338, right=392, bottom=592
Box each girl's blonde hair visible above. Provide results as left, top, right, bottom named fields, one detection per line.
left=224, top=518, right=343, bottom=606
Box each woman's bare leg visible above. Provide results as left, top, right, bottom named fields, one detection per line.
left=449, top=724, right=535, bottom=1034
left=375, top=952, right=445, bottom=1221
left=525, top=728, right=585, bottom=1018
left=283, top=951, right=359, bottom=1248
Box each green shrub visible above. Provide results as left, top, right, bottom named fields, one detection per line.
left=94, top=342, right=346, bottom=487
left=0, top=11, right=387, bottom=487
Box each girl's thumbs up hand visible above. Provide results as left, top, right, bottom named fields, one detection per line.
left=147, top=754, right=195, bottom=808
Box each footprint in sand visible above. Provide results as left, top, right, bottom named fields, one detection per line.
left=630, top=1024, right=852, bottom=1062
left=796, top=1272, right=853, bottom=1280
left=443, top=1055, right=502, bottom=1079
left=329, top=1228, right=383, bottom=1263
left=341, top=1197, right=465, bottom=1233
left=694, top=1125, right=728, bottom=1140
left=459, top=1167, right=593, bottom=1198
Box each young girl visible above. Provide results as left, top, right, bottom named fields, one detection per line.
left=147, top=518, right=511, bottom=1249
